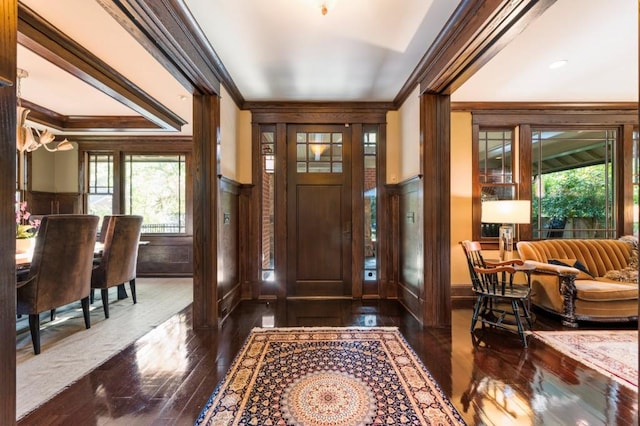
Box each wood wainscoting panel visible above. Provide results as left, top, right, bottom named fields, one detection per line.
left=397, top=177, right=423, bottom=324
left=137, top=235, right=193, bottom=276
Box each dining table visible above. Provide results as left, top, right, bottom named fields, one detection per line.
left=14, top=242, right=131, bottom=297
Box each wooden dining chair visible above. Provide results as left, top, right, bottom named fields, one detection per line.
left=17, top=214, right=99, bottom=354
left=460, top=240, right=532, bottom=347
left=91, top=215, right=143, bottom=318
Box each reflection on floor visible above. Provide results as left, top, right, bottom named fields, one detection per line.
left=18, top=295, right=638, bottom=425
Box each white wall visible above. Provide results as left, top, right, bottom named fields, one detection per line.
left=398, top=85, right=421, bottom=180
left=220, top=85, right=239, bottom=180
left=450, top=111, right=473, bottom=285
left=31, top=144, right=78, bottom=192
left=386, top=111, right=400, bottom=184
left=236, top=110, right=252, bottom=184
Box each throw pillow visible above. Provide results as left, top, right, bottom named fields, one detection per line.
left=548, top=258, right=595, bottom=280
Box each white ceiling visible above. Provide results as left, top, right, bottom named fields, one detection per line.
left=16, top=0, right=640, bottom=136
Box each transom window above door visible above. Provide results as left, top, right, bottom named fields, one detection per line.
left=296, top=132, right=343, bottom=173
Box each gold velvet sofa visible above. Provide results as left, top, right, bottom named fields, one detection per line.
left=516, top=239, right=638, bottom=327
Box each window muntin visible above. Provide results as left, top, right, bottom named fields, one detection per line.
left=87, top=153, right=114, bottom=231
left=532, top=129, right=616, bottom=239
left=123, top=154, right=186, bottom=234
left=479, top=129, right=516, bottom=238
left=479, top=129, right=513, bottom=184
left=296, top=132, right=343, bottom=173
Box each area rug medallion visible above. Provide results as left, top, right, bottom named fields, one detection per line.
left=196, top=327, right=465, bottom=425
left=533, top=330, right=638, bottom=391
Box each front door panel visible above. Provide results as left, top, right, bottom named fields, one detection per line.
left=287, top=125, right=352, bottom=297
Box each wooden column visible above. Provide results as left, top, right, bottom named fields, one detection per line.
left=420, top=93, right=451, bottom=327
left=192, top=94, right=219, bottom=329
left=0, top=1, right=17, bottom=423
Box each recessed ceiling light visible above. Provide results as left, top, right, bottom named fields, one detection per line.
left=549, top=60, right=568, bottom=69
left=179, top=95, right=188, bottom=101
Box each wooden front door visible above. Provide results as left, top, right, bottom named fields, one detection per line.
left=287, top=124, right=352, bottom=297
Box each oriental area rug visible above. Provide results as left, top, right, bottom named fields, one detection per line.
left=196, top=327, right=466, bottom=425
left=533, top=330, right=638, bottom=391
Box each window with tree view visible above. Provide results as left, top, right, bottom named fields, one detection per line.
left=124, top=154, right=186, bottom=234
left=532, top=129, right=615, bottom=239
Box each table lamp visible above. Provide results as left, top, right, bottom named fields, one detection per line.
left=481, top=200, right=531, bottom=261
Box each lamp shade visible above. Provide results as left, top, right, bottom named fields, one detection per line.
left=481, top=200, right=531, bottom=224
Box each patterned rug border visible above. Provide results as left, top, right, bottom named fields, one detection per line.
left=532, top=330, right=638, bottom=391
left=197, top=326, right=466, bottom=425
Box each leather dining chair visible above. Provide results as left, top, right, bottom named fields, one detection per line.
left=17, top=214, right=99, bottom=355
left=91, top=215, right=143, bottom=319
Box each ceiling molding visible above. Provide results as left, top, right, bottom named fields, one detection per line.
left=97, top=0, right=244, bottom=107
left=18, top=2, right=186, bottom=131
left=394, top=0, right=556, bottom=108
left=21, top=99, right=161, bottom=131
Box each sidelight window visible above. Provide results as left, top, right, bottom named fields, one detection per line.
left=261, top=127, right=276, bottom=282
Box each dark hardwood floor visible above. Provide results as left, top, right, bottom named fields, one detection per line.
left=17, top=297, right=638, bottom=425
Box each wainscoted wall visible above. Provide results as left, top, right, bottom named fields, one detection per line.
left=395, top=176, right=423, bottom=323
left=137, top=235, right=192, bottom=276
left=218, top=177, right=241, bottom=322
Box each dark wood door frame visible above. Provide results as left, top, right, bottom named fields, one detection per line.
left=0, top=1, right=17, bottom=423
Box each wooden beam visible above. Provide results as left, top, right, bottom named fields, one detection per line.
left=18, top=2, right=186, bottom=131
left=0, top=1, right=17, bottom=423
left=192, top=94, right=219, bottom=328
left=96, top=0, right=242, bottom=106
left=20, top=99, right=161, bottom=131
left=421, top=93, right=451, bottom=327
left=395, top=0, right=556, bottom=106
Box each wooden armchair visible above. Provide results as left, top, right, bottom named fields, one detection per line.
left=91, top=215, right=143, bottom=318
left=17, top=215, right=99, bottom=354
left=461, top=240, right=533, bottom=347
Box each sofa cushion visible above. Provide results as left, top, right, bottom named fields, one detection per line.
left=575, top=280, right=638, bottom=302
left=548, top=258, right=594, bottom=280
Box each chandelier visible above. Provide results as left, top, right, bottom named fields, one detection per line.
left=16, top=68, right=73, bottom=153
left=310, top=0, right=337, bottom=15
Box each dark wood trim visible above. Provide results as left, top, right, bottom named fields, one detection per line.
left=96, top=0, right=243, bottom=106
left=518, top=124, right=533, bottom=241
left=376, top=123, right=391, bottom=298
left=274, top=123, right=288, bottom=299
left=421, top=94, right=451, bottom=327
left=351, top=123, right=364, bottom=298
left=0, top=1, right=16, bottom=423
left=250, top=103, right=389, bottom=124
left=21, top=99, right=160, bottom=131
left=192, top=94, right=220, bottom=329
left=453, top=101, right=639, bottom=111
left=451, top=284, right=475, bottom=302
left=471, top=111, right=639, bottom=127
left=18, top=3, right=186, bottom=131
left=238, top=184, right=255, bottom=300
left=75, top=135, right=191, bottom=150
left=395, top=0, right=556, bottom=106
left=249, top=123, right=262, bottom=299
left=620, top=124, right=635, bottom=236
